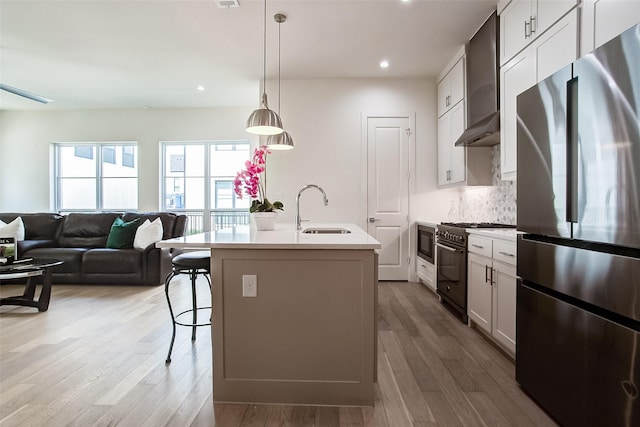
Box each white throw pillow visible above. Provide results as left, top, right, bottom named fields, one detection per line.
left=133, top=218, right=164, bottom=250
left=0, top=217, right=25, bottom=241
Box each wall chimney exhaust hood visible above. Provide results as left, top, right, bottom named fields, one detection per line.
left=455, top=11, right=500, bottom=147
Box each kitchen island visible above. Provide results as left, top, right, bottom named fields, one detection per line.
left=156, top=223, right=381, bottom=406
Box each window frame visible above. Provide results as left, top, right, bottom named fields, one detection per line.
left=53, top=141, right=139, bottom=213
left=160, top=140, right=250, bottom=234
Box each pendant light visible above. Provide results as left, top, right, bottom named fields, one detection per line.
left=266, top=13, right=294, bottom=150
left=246, top=0, right=283, bottom=135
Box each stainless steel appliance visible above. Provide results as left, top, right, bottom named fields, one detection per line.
left=516, top=24, right=640, bottom=427
left=416, top=224, right=435, bottom=264
left=455, top=10, right=500, bottom=147
left=436, top=222, right=516, bottom=323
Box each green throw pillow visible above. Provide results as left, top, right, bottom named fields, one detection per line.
left=106, top=217, right=142, bottom=249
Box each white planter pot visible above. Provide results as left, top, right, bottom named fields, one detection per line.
left=251, top=211, right=277, bottom=231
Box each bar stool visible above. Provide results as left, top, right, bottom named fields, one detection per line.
left=164, top=250, right=211, bottom=364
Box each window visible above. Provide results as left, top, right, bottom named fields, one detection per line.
left=161, top=141, right=250, bottom=234
left=122, top=146, right=135, bottom=168
left=74, top=146, right=93, bottom=160
left=103, top=146, right=116, bottom=164
left=54, top=142, right=138, bottom=212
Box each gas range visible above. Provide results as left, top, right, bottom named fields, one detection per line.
left=437, top=222, right=515, bottom=247
left=435, top=221, right=516, bottom=324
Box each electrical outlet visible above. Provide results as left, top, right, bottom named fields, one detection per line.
left=242, top=274, right=257, bottom=297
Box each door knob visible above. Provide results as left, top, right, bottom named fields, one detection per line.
left=369, top=217, right=380, bottom=223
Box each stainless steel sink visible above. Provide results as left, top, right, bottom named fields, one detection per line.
left=302, top=227, right=351, bottom=234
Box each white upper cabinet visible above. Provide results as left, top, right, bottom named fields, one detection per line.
left=500, top=0, right=536, bottom=64
left=499, top=0, right=579, bottom=65
left=438, top=100, right=467, bottom=186
left=500, top=51, right=535, bottom=180
left=500, top=8, right=579, bottom=180
left=436, top=51, right=492, bottom=188
left=581, top=0, right=640, bottom=54
left=437, top=57, right=465, bottom=118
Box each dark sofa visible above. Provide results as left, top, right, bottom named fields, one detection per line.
left=0, top=212, right=187, bottom=285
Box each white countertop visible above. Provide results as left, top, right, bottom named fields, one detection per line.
left=156, top=223, right=382, bottom=250
left=466, top=228, right=518, bottom=242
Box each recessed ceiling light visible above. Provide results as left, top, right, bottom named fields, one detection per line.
left=215, top=0, right=240, bottom=8
left=197, top=86, right=205, bottom=91
left=380, top=60, right=389, bottom=69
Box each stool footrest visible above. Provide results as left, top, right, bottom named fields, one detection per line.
left=175, top=307, right=212, bottom=328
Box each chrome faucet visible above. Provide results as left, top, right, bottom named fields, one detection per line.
left=295, top=184, right=329, bottom=230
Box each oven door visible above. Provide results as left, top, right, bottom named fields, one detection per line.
left=417, top=225, right=435, bottom=264
left=436, top=242, right=467, bottom=311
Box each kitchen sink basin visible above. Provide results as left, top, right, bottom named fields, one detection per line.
left=302, top=227, right=351, bottom=234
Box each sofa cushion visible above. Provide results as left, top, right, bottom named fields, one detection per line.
left=0, top=213, right=64, bottom=240
left=58, top=213, right=121, bottom=248
left=0, top=217, right=25, bottom=240
left=19, top=239, right=57, bottom=254
left=106, top=217, right=142, bottom=249
left=122, top=212, right=182, bottom=240
left=25, top=247, right=87, bottom=274
left=82, top=249, right=142, bottom=274
left=134, top=218, right=164, bottom=250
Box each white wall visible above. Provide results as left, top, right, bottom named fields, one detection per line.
left=0, top=107, right=255, bottom=212
left=1, top=78, right=454, bottom=229
left=265, top=77, right=454, bottom=229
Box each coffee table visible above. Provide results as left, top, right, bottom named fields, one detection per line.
left=0, top=259, right=63, bottom=312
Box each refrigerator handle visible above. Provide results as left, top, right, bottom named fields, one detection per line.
left=566, top=75, right=579, bottom=224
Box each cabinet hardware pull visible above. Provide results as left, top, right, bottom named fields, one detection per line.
left=490, top=267, right=495, bottom=286
left=524, top=20, right=530, bottom=38
left=530, top=15, right=536, bottom=33
left=498, top=251, right=515, bottom=257
left=485, top=265, right=490, bottom=283
left=472, top=244, right=484, bottom=249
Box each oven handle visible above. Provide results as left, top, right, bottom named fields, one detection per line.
left=436, top=243, right=460, bottom=253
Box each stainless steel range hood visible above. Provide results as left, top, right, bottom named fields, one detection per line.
left=455, top=11, right=500, bottom=147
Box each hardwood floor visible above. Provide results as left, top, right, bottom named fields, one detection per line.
left=0, top=279, right=557, bottom=426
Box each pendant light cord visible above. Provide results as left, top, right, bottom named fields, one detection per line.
left=277, top=18, right=281, bottom=114
left=262, top=0, right=267, bottom=96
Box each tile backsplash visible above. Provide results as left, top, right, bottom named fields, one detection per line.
left=448, top=146, right=517, bottom=224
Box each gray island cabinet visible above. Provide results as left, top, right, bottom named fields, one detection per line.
left=156, top=223, right=381, bottom=406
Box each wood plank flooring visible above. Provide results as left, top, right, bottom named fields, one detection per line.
left=0, top=280, right=557, bottom=426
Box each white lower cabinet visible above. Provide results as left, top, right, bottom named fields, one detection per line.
left=468, top=252, right=493, bottom=333
left=467, top=234, right=517, bottom=355
left=416, top=257, right=436, bottom=292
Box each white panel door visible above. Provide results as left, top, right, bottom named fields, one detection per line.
left=366, top=117, right=410, bottom=281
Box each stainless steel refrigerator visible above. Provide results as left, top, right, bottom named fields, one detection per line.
left=516, top=24, right=640, bottom=426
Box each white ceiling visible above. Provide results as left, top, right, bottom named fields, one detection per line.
left=0, top=0, right=498, bottom=111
